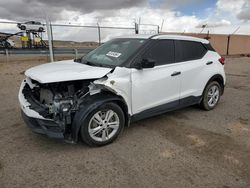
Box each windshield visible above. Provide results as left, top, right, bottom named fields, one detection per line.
left=82, top=38, right=146, bottom=67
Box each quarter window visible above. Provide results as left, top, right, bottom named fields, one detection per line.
left=142, top=40, right=175, bottom=66
left=175, top=40, right=207, bottom=62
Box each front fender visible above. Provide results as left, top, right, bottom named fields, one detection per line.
left=71, top=93, right=129, bottom=142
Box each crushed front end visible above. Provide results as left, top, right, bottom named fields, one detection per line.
left=19, top=77, right=92, bottom=142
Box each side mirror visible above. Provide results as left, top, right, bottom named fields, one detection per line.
left=141, top=58, right=155, bottom=69
left=74, top=58, right=81, bottom=63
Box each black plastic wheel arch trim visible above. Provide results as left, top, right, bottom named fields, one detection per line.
left=71, top=93, right=129, bottom=142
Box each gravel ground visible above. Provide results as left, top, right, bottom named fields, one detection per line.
left=0, top=57, right=250, bottom=188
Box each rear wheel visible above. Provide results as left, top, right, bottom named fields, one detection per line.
left=200, top=81, right=222, bottom=110
left=80, top=103, right=125, bottom=146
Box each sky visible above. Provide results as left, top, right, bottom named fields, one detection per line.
left=0, top=0, right=250, bottom=42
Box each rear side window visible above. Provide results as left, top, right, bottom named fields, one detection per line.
left=142, top=40, right=175, bottom=66
left=175, top=40, right=207, bottom=62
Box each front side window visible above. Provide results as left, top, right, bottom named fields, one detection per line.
left=82, top=38, right=146, bottom=68
left=175, top=40, right=207, bottom=62
left=142, top=40, right=175, bottom=66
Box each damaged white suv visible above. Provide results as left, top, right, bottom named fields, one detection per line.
left=19, top=34, right=226, bottom=146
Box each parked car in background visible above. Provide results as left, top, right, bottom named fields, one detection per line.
left=6, top=39, right=15, bottom=48
left=17, top=21, right=45, bottom=32
left=0, top=38, right=15, bottom=48
left=19, top=34, right=226, bottom=146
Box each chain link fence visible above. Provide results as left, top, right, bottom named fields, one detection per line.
left=1, top=21, right=250, bottom=63
left=1, top=21, right=160, bottom=62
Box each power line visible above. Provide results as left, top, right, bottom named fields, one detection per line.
left=231, top=26, right=240, bottom=35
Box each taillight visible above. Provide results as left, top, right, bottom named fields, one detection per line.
left=219, top=57, right=225, bottom=65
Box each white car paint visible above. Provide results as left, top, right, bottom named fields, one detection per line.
left=116, top=34, right=209, bottom=44
left=19, top=34, right=226, bottom=121
left=18, top=80, right=47, bottom=119
left=18, top=21, right=45, bottom=31
left=6, top=39, right=15, bottom=48
left=25, top=60, right=112, bottom=83
left=94, top=67, right=133, bottom=114
left=152, top=35, right=209, bottom=44
left=179, top=51, right=225, bottom=99
left=131, top=63, right=180, bottom=114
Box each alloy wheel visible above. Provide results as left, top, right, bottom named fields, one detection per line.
left=88, top=110, right=120, bottom=142
left=207, top=85, right=220, bottom=108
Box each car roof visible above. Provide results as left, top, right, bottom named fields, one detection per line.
left=116, top=34, right=209, bottom=44
left=152, top=35, right=209, bottom=44
left=116, top=34, right=153, bottom=39
left=25, top=21, right=41, bottom=24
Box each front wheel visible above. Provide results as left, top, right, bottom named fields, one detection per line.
left=80, top=103, right=125, bottom=146
left=200, top=81, right=222, bottom=110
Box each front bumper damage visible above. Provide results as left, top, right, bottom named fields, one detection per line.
left=19, top=79, right=66, bottom=140
left=21, top=111, right=64, bottom=139
left=18, top=77, right=119, bottom=142
left=19, top=66, right=132, bottom=142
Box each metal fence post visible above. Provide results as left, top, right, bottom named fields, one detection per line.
left=45, top=15, right=54, bottom=62
left=5, top=49, right=9, bottom=62
left=74, top=49, right=78, bottom=59
left=160, top=19, right=164, bottom=33
left=97, top=23, right=101, bottom=46
left=50, top=23, right=55, bottom=60
left=135, top=23, right=139, bottom=34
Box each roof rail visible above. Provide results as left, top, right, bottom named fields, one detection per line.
left=149, top=34, right=159, bottom=39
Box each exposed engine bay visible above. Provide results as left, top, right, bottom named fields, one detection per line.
left=22, top=77, right=105, bottom=132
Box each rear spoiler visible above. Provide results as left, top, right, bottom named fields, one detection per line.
left=203, top=43, right=215, bottom=52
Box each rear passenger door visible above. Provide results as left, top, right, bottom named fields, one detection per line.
left=131, top=40, right=181, bottom=114
left=175, top=40, right=208, bottom=101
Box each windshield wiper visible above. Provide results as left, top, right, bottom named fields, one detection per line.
left=85, top=61, right=103, bottom=67
left=81, top=59, right=111, bottom=68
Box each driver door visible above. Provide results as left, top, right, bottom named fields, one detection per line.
left=131, top=40, right=181, bottom=115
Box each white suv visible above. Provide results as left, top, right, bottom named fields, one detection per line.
left=19, top=34, right=226, bottom=146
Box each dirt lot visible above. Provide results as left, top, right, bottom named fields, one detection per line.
left=0, top=56, right=250, bottom=188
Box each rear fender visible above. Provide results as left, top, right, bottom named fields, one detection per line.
left=202, top=74, right=225, bottom=96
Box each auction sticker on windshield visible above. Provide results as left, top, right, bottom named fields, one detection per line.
left=106, top=51, right=122, bottom=58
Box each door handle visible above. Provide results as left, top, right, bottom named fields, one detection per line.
left=206, top=61, right=213, bottom=65
left=171, top=71, right=181, bottom=76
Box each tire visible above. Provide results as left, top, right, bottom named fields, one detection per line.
left=20, top=25, right=26, bottom=30
left=200, top=81, right=222, bottom=111
left=38, top=27, right=44, bottom=32
left=80, top=102, right=125, bottom=146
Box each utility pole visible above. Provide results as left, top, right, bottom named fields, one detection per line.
left=226, top=35, right=230, bottom=56
left=227, top=26, right=240, bottom=55
left=200, top=24, right=207, bottom=34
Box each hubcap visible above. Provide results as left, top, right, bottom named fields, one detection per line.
left=207, top=85, right=219, bottom=107
left=88, top=110, right=120, bottom=142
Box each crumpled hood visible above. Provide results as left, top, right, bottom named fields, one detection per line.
left=25, top=59, right=112, bottom=83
